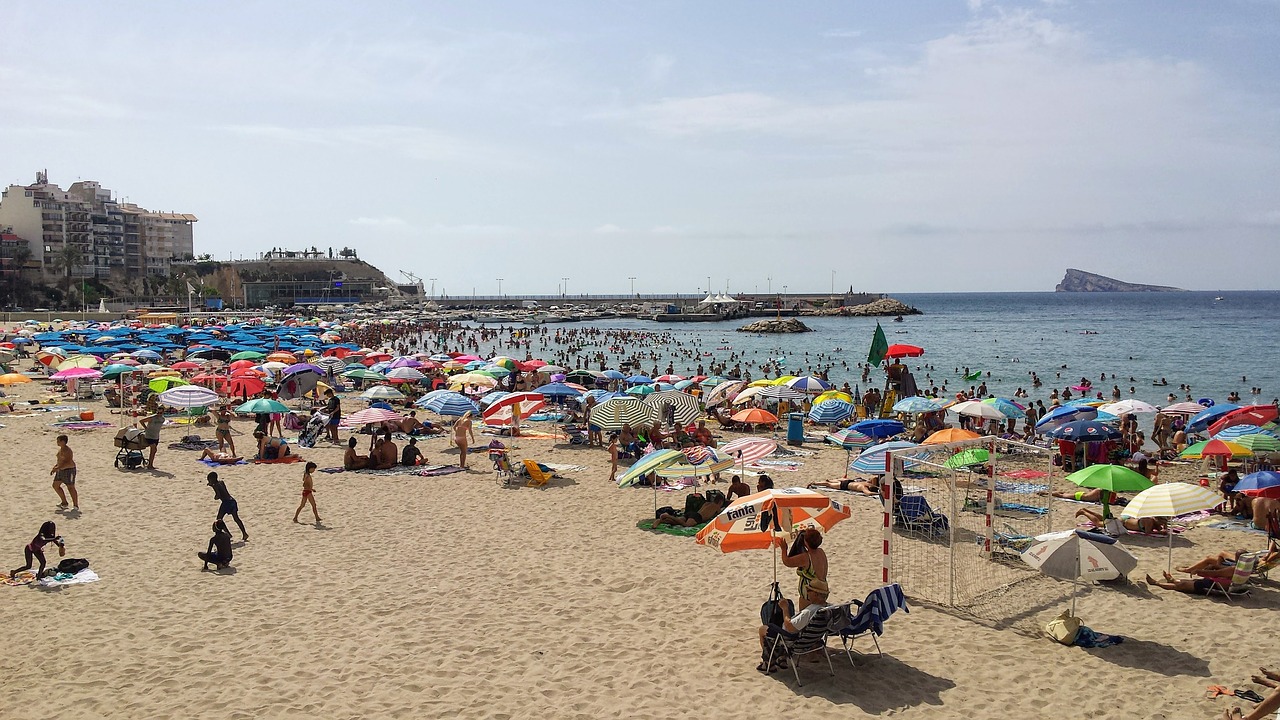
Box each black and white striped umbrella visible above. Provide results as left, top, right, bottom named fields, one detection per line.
left=589, top=396, right=658, bottom=431
left=756, top=385, right=806, bottom=401
left=643, top=389, right=703, bottom=425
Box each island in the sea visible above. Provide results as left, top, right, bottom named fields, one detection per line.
left=1055, top=269, right=1184, bottom=293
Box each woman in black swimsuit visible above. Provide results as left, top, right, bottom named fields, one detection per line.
left=808, top=475, right=882, bottom=495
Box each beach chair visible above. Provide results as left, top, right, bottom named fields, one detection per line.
left=764, top=604, right=850, bottom=687
left=522, top=459, right=552, bottom=488
left=1207, top=555, right=1257, bottom=601
left=837, top=583, right=910, bottom=662
left=893, top=495, right=950, bottom=539
left=983, top=523, right=1035, bottom=558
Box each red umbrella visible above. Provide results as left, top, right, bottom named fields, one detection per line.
left=229, top=359, right=257, bottom=371
left=885, top=344, right=924, bottom=359
left=1208, top=405, right=1279, bottom=436
left=170, top=361, right=202, bottom=371
left=228, top=376, right=266, bottom=396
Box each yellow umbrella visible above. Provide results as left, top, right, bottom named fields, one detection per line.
left=770, top=375, right=797, bottom=386
left=149, top=376, right=190, bottom=393
left=731, top=386, right=764, bottom=405
left=56, top=355, right=100, bottom=371
left=0, top=373, right=32, bottom=385
left=448, top=373, right=498, bottom=387
left=747, top=378, right=773, bottom=388
left=814, top=390, right=853, bottom=405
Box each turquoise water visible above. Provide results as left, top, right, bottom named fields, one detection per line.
left=526, top=291, right=1280, bottom=408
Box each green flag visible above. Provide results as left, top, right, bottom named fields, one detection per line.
left=867, top=322, right=888, bottom=367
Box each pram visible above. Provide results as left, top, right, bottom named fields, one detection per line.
left=488, top=440, right=515, bottom=484
left=298, top=412, right=327, bottom=448
left=114, top=427, right=148, bottom=469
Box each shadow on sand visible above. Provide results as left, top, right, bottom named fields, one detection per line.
left=771, top=653, right=955, bottom=712
left=1084, top=637, right=1210, bottom=677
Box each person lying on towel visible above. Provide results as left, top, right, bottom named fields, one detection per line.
left=200, top=448, right=243, bottom=464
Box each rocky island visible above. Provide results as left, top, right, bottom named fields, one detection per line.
left=812, top=297, right=922, bottom=317
left=1055, top=269, right=1183, bottom=293
left=737, top=318, right=812, bottom=333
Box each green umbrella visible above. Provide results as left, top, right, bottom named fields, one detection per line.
left=236, top=398, right=289, bottom=414
left=101, top=363, right=138, bottom=379
left=944, top=447, right=989, bottom=469
left=230, top=350, right=265, bottom=361
left=477, top=367, right=511, bottom=378
left=343, top=368, right=387, bottom=380
left=1065, top=463, right=1154, bottom=520
left=1228, top=434, right=1280, bottom=453
left=626, top=384, right=656, bottom=396
left=148, top=376, right=190, bottom=393
left=617, top=448, right=686, bottom=515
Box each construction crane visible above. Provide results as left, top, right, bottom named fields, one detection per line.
left=398, top=270, right=426, bottom=299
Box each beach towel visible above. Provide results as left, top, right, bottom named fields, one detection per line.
left=49, top=421, right=114, bottom=430
left=748, top=463, right=799, bottom=472
left=319, top=466, right=345, bottom=474
left=169, top=439, right=220, bottom=450
left=1073, top=626, right=1123, bottom=648
left=1198, top=519, right=1270, bottom=536
left=3, top=569, right=100, bottom=588
left=657, top=478, right=700, bottom=492
left=543, top=463, right=587, bottom=473
left=994, top=501, right=1050, bottom=516
left=36, top=405, right=86, bottom=413
left=974, top=479, right=1050, bottom=495
left=199, top=458, right=248, bottom=467
left=1077, top=520, right=1187, bottom=536
left=753, top=459, right=803, bottom=468
left=1000, top=468, right=1050, bottom=480
left=2, top=571, right=35, bottom=586
left=254, top=454, right=303, bottom=464
left=636, top=518, right=707, bottom=536
left=415, top=465, right=465, bottom=477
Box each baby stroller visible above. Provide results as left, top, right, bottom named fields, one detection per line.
left=114, top=427, right=147, bottom=469
left=298, top=412, right=327, bottom=448
left=560, top=424, right=589, bottom=446
left=488, top=440, right=515, bottom=485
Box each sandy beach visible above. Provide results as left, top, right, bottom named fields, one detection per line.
left=0, top=380, right=1275, bottom=720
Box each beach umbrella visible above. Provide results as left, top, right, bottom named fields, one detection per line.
left=361, top=385, right=405, bottom=402
left=419, top=392, right=479, bottom=417
left=1022, top=529, right=1137, bottom=615
left=849, top=418, right=905, bottom=439
left=983, top=397, right=1026, bottom=419
left=655, top=446, right=734, bottom=480
left=808, top=399, right=854, bottom=424
left=488, top=357, right=518, bottom=371
left=617, top=448, right=684, bottom=488
left=386, top=367, right=426, bottom=382
left=884, top=344, right=924, bottom=359
left=1179, top=439, right=1250, bottom=460
left=0, top=373, right=32, bottom=385
left=699, top=375, right=730, bottom=388
left=892, top=396, right=946, bottom=414
left=625, top=384, right=656, bottom=396
left=169, top=360, right=202, bottom=371
left=565, top=369, right=601, bottom=383
left=130, top=349, right=162, bottom=360
left=944, top=447, right=989, bottom=469
left=1187, top=404, right=1241, bottom=433
left=924, top=428, right=981, bottom=445
left=482, top=392, right=547, bottom=426
left=730, top=387, right=764, bottom=406
left=56, top=355, right=100, bottom=371
left=719, top=437, right=778, bottom=479
left=731, top=408, right=778, bottom=426
left=344, top=368, right=387, bottom=381
left=266, top=351, right=297, bottom=364
left=314, top=356, right=347, bottom=372
left=695, top=487, right=852, bottom=583
left=343, top=408, right=404, bottom=426
left=478, top=391, right=512, bottom=408
left=157, top=385, right=221, bottom=409
left=51, top=367, right=102, bottom=381
left=227, top=375, right=267, bottom=397
left=1036, top=405, right=1098, bottom=432
left=950, top=400, right=1005, bottom=420
left=786, top=376, right=832, bottom=393
left=147, top=376, right=188, bottom=392
left=756, top=385, right=806, bottom=402
left=814, top=390, right=854, bottom=405
left=1121, top=483, right=1223, bottom=571
left=535, top=382, right=586, bottom=398
left=1212, top=424, right=1278, bottom=440
left=851, top=440, right=924, bottom=475
left=229, top=350, right=265, bottom=361
left=276, top=370, right=319, bottom=400
left=1066, top=464, right=1154, bottom=520
left=1160, top=402, right=1206, bottom=415
left=654, top=374, right=685, bottom=384
left=643, top=389, right=702, bottom=425
left=1229, top=433, right=1280, bottom=453
left=236, top=398, right=289, bottom=414
left=825, top=428, right=874, bottom=450
left=602, top=369, right=627, bottom=381
left=1235, top=471, right=1280, bottom=499
left=1098, top=399, right=1159, bottom=416
left=589, top=396, right=658, bottom=431
left=1208, top=405, right=1279, bottom=436
left=626, top=374, right=653, bottom=384
left=1045, top=420, right=1122, bottom=442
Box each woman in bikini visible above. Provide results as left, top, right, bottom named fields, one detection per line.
left=293, top=462, right=321, bottom=524
left=214, top=405, right=236, bottom=456
left=778, top=527, right=829, bottom=610
left=453, top=412, right=476, bottom=469
left=808, top=475, right=881, bottom=496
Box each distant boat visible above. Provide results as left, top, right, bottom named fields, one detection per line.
left=1214, top=296, right=1224, bottom=301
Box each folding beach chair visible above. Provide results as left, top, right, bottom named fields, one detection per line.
left=837, top=583, right=910, bottom=662
left=764, top=604, right=851, bottom=687
left=982, top=524, right=1035, bottom=559
left=522, top=459, right=552, bottom=488
left=1206, top=555, right=1257, bottom=602
left=893, top=495, right=950, bottom=539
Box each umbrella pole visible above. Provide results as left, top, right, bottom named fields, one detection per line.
left=1167, top=522, right=1173, bottom=574
left=844, top=447, right=850, bottom=479
left=1072, top=543, right=1081, bottom=617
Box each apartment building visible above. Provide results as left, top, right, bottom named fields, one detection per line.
left=0, top=170, right=196, bottom=281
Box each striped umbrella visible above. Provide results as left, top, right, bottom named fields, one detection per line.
left=950, top=400, right=1006, bottom=420
left=825, top=428, right=874, bottom=449
left=1160, top=401, right=1207, bottom=415
left=1229, top=433, right=1280, bottom=453
left=704, top=380, right=745, bottom=406
left=419, top=392, right=479, bottom=417
left=892, top=396, right=947, bottom=414
left=699, top=376, right=730, bottom=388
left=656, top=447, right=735, bottom=479
left=343, top=408, right=405, bottom=426
left=808, top=399, right=854, bottom=424
left=1036, top=405, right=1097, bottom=432
left=157, top=385, right=221, bottom=408
left=1212, top=424, right=1278, bottom=440
left=785, top=376, right=833, bottom=393
left=482, top=392, right=547, bottom=426
left=1121, top=482, right=1223, bottom=571
left=1179, top=439, right=1251, bottom=459
left=756, top=385, right=805, bottom=402
left=1209, top=405, right=1280, bottom=436
left=720, top=437, right=778, bottom=465
left=386, top=367, right=425, bottom=382
left=361, top=385, right=405, bottom=401
left=1098, top=399, right=1159, bottom=416
left=983, top=397, right=1026, bottom=419
left=643, top=390, right=702, bottom=425
left=589, top=396, right=658, bottom=431
left=617, top=448, right=685, bottom=487
left=851, top=441, right=924, bottom=475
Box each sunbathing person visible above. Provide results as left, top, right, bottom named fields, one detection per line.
left=1075, top=507, right=1166, bottom=534
left=1180, top=543, right=1279, bottom=579
left=254, top=431, right=292, bottom=460
left=1145, top=570, right=1224, bottom=595
left=200, top=448, right=244, bottom=464
left=1223, top=682, right=1280, bottom=720
left=1050, top=487, right=1119, bottom=504
left=756, top=589, right=833, bottom=673
left=1251, top=496, right=1280, bottom=532
left=808, top=476, right=882, bottom=495
left=344, top=437, right=370, bottom=470
left=652, top=492, right=726, bottom=528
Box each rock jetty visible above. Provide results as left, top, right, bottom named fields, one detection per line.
left=737, top=318, right=812, bottom=333
left=812, top=298, right=922, bottom=317
left=1055, top=269, right=1183, bottom=292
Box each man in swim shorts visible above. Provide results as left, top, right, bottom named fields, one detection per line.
left=51, top=434, right=78, bottom=510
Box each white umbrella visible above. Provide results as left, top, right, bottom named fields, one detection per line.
left=1022, top=529, right=1137, bottom=615
left=361, top=385, right=405, bottom=401
left=1099, top=399, right=1159, bottom=416
left=386, top=367, right=426, bottom=381
left=156, top=386, right=221, bottom=409
left=1121, top=483, right=1223, bottom=572
left=950, top=400, right=1006, bottom=420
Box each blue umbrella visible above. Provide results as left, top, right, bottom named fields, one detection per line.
left=535, top=382, right=584, bottom=397
left=850, top=419, right=905, bottom=439
left=891, top=396, right=946, bottom=414
left=809, top=399, right=854, bottom=424
left=983, top=398, right=1026, bottom=419
left=851, top=441, right=924, bottom=474
left=1045, top=420, right=1122, bottom=442
left=1188, top=404, right=1241, bottom=433
left=419, top=392, right=479, bottom=417
left=1213, top=424, right=1279, bottom=440
left=1036, top=405, right=1098, bottom=432
left=1236, top=471, right=1280, bottom=496
left=626, top=375, right=653, bottom=384
left=602, top=369, right=627, bottom=381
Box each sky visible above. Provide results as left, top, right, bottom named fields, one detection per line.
left=2, top=1, right=1278, bottom=294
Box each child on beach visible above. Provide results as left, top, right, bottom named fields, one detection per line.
left=207, top=472, right=248, bottom=541
left=294, top=462, right=321, bottom=524
left=198, top=520, right=233, bottom=571
left=51, top=434, right=78, bottom=510
left=10, top=521, right=65, bottom=578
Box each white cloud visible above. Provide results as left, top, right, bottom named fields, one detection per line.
left=644, top=54, right=676, bottom=84
left=593, top=224, right=624, bottom=234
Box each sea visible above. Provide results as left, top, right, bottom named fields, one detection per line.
left=525, top=291, right=1280, bottom=410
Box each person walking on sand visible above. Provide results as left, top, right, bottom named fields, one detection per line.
left=51, top=434, right=78, bottom=510
left=206, top=472, right=248, bottom=541
left=138, top=409, right=165, bottom=469
left=453, top=411, right=476, bottom=469
left=293, top=462, right=321, bottom=524
left=608, top=435, right=620, bottom=483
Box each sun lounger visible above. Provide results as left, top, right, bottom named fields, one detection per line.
left=1206, top=554, right=1257, bottom=601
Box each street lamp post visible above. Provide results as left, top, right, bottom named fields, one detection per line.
left=831, top=270, right=835, bottom=296
left=496, top=278, right=503, bottom=297
left=628, top=276, right=636, bottom=296
left=561, top=277, right=569, bottom=298
left=429, top=277, right=437, bottom=298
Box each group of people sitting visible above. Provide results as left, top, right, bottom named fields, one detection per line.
left=343, top=431, right=425, bottom=470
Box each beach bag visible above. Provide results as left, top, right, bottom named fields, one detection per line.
left=56, top=558, right=89, bottom=575
left=1045, top=610, right=1081, bottom=645
left=682, top=493, right=706, bottom=517
left=655, top=506, right=677, bottom=519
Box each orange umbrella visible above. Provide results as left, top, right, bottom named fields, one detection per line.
left=696, top=487, right=851, bottom=582
left=0, top=373, right=32, bottom=385
left=266, top=351, right=297, bottom=363
left=731, top=408, right=779, bottom=425
left=923, top=428, right=981, bottom=445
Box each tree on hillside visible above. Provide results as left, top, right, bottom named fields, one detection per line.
left=53, top=243, right=87, bottom=290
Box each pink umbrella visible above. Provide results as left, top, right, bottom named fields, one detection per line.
left=342, top=408, right=405, bottom=426
left=51, top=367, right=103, bottom=381
left=719, top=437, right=778, bottom=477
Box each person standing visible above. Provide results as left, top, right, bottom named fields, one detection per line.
left=51, top=434, right=78, bottom=510
left=293, top=462, right=321, bottom=524
left=214, top=405, right=236, bottom=456
left=138, top=410, right=165, bottom=470
left=206, top=472, right=248, bottom=542
left=453, top=411, right=476, bottom=469
left=323, top=389, right=341, bottom=444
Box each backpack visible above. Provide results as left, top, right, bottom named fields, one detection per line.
left=682, top=493, right=706, bottom=517
left=56, top=558, right=89, bottom=575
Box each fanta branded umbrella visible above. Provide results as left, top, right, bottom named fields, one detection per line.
left=695, top=487, right=851, bottom=582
